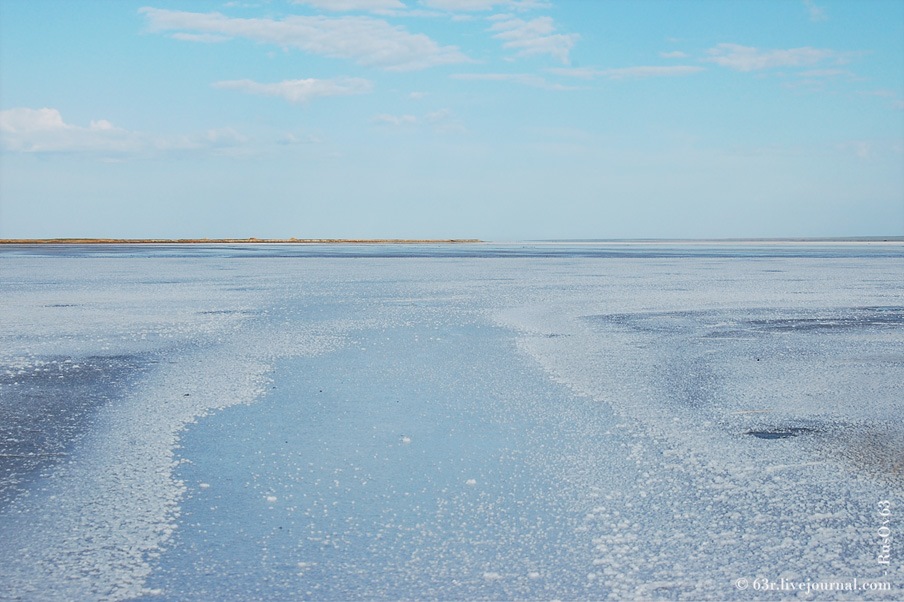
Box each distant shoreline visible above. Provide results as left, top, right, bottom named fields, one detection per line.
left=0, top=237, right=901, bottom=246
left=0, top=238, right=483, bottom=245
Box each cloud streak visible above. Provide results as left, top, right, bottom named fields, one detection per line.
left=0, top=108, right=142, bottom=154
left=451, top=72, right=575, bottom=90
left=423, top=0, right=549, bottom=10
left=704, top=43, right=844, bottom=71
left=372, top=113, right=418, bottom=126
left=213, top=77, right=373, bottom=103
left=139, top=7, right=470, bottom=71
left=0, top=107, right=246, bottom=155
left=549, top=65, right=704, bottom=80
left=371, top=108, right=465, bottom=132
left=292, top=0, right=405, bottom=10
left=803, top=0, right=827, bottom=22
left=488, top=15, right=579, bottom=64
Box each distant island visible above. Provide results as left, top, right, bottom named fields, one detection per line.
left=0, top=238, right=483, bottom=245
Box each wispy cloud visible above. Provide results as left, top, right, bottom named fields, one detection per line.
left=0, top=107, right=245, bottom=155
left=488, top=15, right=579, bottom=64
left=659, top=50, right=688, bottom=59
left=605, top=65, right=704, bottom=79
left=286, top=0, right=426, bottom=17
left=372, top=108, right=465, bottom=132
left=170, top=32, right=231, bottom=43
left=797, top=68, right=852, bottom=78
left=292, top=0, right=406, bottom=11
left=0, top=108, right=141, bottom=154
left=451, top=72, right=574, bottom=89
left=372, top=113, right=419, bottom=126
left=781, top=67, right=859, bottom=92
left=422, top=0, right=549, bottom=11
left=214, top=77, right=373, bottom=103
left=703, top=43, right=844, bottom=71
left=278, top=131, right=324, bottom=145
left=857, top=89, right=904, bottom=110
left=803, top=0, right=827, bottom=22
left=139, top=7, right=470, bottom=71
left=425, top=108, right=451, bottom=122
left=549, top=65, right=704, bottom=80
left=837, top=140, right=874, bottom=159
left=859, top=89, right=898, bottom=98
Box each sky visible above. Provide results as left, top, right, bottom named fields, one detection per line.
left=0, top=0, right=902, bottom=240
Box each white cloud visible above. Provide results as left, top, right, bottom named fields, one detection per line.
left=425, top=108, right=451, bottom=122
left=90, top=119, right=116, bottom=131
left=422, top=0, right=548, bottom=10
left=279, top=131, right=325, bottom=144
left=426, top=108, right=466, bottom=133
left=372, top=108, right=464, bottom=132
left=602, top=65, right=704, bottom=79
left=803, top=0, right=827, bottom=22
left=292, top=0, right=406, bottom=11
left=372, top=113, right=419, bottom=126
left=838, top=140, right=873, bottom=159
left=213, top=77, right=373, bottom=103
left=2, top=107, right=70, bottom=133
left=549, top=65, right=704, bottom=80
left=660, top=50, right=688, bottom=59
left=0, top=107, right=248, bottom=155
left=856, top=89, right=904, bottom=110
left=543, top=66, right=597, bottom=79
left=703, top=43, right=841, bottom=71
left=859, top=89, right=897, bottom=98
left=0, top=108, right=141, bottom=154
left=451, top=72, right=574, bottom=90
left=201, top=127, right=249, bottom=146
left=139, top=7, right=470, bottom=71
left=370, top=7, right=448, bottom=18
left=780, top=67, right=858, bottom=91
left=488, top=15, right=579, bottom=64
left=170, top=32, right=230, bottom=43
left=797, top=68, right=850, bottom=78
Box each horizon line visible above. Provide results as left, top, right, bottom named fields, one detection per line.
left=1, top=236, right=903, bottom=246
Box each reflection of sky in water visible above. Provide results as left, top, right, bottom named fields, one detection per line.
left=0, top=243, right=901, bottom=600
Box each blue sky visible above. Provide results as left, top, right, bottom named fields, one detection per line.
left=1, top=0, right=902, bottom=240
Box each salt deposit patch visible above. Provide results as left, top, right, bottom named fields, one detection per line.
left=0, top=255, right=347, bottom=600
left=495, top=254, right=903, bottom=599
left=2, top=244, right=900, bottom=600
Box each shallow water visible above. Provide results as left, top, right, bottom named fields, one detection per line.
left=0, top=242, right=902, bottom=600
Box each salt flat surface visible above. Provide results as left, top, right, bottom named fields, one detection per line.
left=0, top=243, right=901, bottom=600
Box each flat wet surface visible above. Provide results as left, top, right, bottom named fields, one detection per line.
left=141, top=323, right=627, bottom=601
left=0, top=354, right=146, bottom=506
left=0, top=242, right=901, bottom=601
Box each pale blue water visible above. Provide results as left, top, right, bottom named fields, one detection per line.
left=1, top=242, right=902, bottom=600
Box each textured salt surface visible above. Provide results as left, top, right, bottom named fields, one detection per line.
left=0, top=243, right=902, bottom=601
left=0, top=354, right=145, bottom=505
left=0, top=255, right=341, bottom=600
left=140, top=321, right=654, bottom=601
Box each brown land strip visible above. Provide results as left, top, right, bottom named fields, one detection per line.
left=0, top=238, right=482, bottom=245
